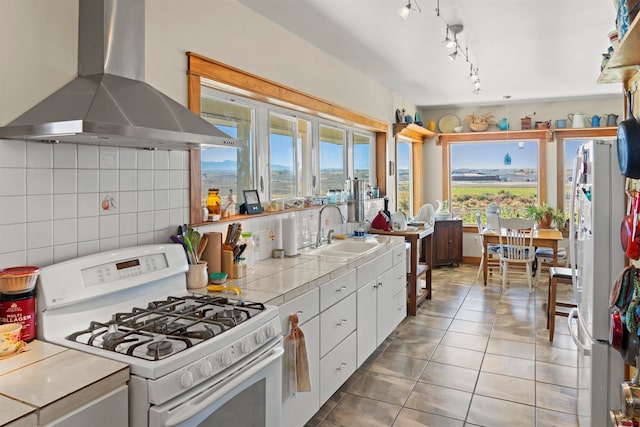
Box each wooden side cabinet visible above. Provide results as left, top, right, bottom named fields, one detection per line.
left=433, top=219, right=462, bottom=267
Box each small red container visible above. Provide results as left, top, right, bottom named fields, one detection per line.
left=1, top=289, right=36, bottom=342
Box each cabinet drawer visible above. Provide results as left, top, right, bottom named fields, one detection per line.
left=357, top=252, right=392, bottom=288
left=392, top=243, right=406, bottom=266
left=320, top=270, right=356, bottom=311
left=320, top=293, right=356, bottom=357
left=278, top=288, right=319, bottom=335
left=392, top=262, right=406, bottom=295
left=392, top=288, right=407, bottom=330
left=319, top=332, right=356, bottom=404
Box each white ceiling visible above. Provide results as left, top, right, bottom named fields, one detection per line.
left=237, top=0, right=621, bottom=108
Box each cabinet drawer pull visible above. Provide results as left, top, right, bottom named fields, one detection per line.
left=336, top=285, right=347, bottom=292
left=336, top=362, right=347, bottom=371
left=378, top=282, right=383, bottom=287
left=296, top=310, right=304, bottom=317
left=336, top=318, right=347, bottom=326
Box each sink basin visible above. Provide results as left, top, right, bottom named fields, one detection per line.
left=302, top=240, right=379, bottom=260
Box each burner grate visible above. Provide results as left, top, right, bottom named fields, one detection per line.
left=65, top=294, right=265, bottom=360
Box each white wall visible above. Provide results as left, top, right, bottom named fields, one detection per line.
left=0, top=0, right=403, bottom=268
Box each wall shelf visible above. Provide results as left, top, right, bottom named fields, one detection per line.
left=392, top=123, right=435, bottom=142
left=599, top=18, right=640, bottom=84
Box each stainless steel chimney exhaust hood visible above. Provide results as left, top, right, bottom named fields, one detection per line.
left=0, top=0, right=240, bottom=150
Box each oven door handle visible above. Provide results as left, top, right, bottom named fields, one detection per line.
left=162, top=345, right=284, bottom=427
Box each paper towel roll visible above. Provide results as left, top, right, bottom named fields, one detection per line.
left=282, top=218, right=298, bottom=256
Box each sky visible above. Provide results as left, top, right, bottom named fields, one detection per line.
left=451, top=141, right=538, bottom=169
left=201, top=124, right=371, bottom=171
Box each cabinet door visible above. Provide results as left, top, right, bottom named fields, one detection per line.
left=356, top=281, right=377, bottom=367
left=282, top=316, right=320, bottom=427
left=449, top=220, right=463, bottom=263
left=45, top=385, right=128, bottom=427
left=377, top=268, right=395, bottom=344
left=392, top=289, right=407, bottom=330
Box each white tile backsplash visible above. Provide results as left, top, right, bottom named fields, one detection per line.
left=138, top=170, right=153, bottom=191
left=0, top=195, right=26, bottom=225
left=119, top=148, right=137, bottom=169
left=26, top=169, right=51, bottom=194
left=77, top=217, right=99, bottom=242
left=0, top=140, right=336, bottom=269
left=77, top=193, right=99, bottom=217
left=78, top=145, right=99, bottom=169
left=53, top=218, right=77, bottom=245
left=27, top=221, right=53, bottom=249
left=99, top=215, right=119, bottom=239
left=26, top=195, right=53, bottom=222
left=99, top=146, right=119, bottom=169
left=99, top=169, right=118, bottom=192
left=53, top=169, right=77, bottom=194
left=54, top=243, right=77, bottom=263
left=138, top=150, right=153, bottom=169
left=26, top=143, right=52, bottom=168
left=119, top=169, right=137, bottom=191
left=1, top=169, right=26, bottom=195
left=53, top=194, right=77, bottom=220
left=154, top=150, right=169, bottom=170
left=0, top=224, right=26, bottom=254
left=53, top=144, right=77, bottom=168
left=77, top=169, right=99, bottom=193
left=0, top=140, right=26, bottom=168
left=154, top=170, right=169, bottom=190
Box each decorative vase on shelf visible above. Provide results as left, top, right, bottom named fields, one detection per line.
left=498, top=117, right=509, bottom=131
left=434, top=200, right=451, bottom=220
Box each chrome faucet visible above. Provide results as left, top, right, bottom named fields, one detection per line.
left=316, top=204, right=345, bottom=247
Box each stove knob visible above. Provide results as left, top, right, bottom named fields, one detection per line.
left=240, top=340, right=251, bottom=354
left=200, top=360, right=213, bottom=377
left=220, top=350, right=233, bottom=367
left=265, top=324, right=277, bottom=338
left=180, top=370, right=194, bottom=388
left=255, top=330, right=266, bottom=345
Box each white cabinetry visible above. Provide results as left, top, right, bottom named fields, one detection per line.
left=356, top=248, right=406, bottom=367
left=279, top=289, right=320, bottom=427
left=277, top=241, right=405, bottom=427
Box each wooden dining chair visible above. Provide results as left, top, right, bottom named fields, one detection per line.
left=497, top=217, right=536, bottom=292
left=475, top=212, right=501, bottom=284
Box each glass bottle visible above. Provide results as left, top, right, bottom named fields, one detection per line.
left=240, top=232, right=255, bottom=269
left=206, top=188, right=221, bottom=217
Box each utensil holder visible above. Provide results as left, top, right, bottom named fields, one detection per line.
left=186, top=261, right=208, bottom=289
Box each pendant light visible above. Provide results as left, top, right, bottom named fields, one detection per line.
left=398, top=0, right=421, bottom=21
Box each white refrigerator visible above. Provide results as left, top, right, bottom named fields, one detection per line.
left=568, top=139, right=625, bottom=427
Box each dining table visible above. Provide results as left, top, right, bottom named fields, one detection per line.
left=481, top=228, right=564, bottom=286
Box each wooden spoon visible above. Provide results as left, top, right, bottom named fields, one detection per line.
left=197, top=235, right=208, bottom=262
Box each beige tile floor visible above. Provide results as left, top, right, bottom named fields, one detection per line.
left=306, top=263, right=578, bottom=427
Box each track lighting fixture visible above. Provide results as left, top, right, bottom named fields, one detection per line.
left=398, top=0, right=421, bottom=21
left=448, top=49, right=458, bottom=61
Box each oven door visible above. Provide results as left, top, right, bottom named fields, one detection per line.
left=149, top=339, right=283, bottom=427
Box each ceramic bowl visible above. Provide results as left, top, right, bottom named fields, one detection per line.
left=453, top=126, right=463, bottom=133
left=0, top=323, right=22, bottom=357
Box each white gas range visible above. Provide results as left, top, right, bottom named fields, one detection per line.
left=37, top=244, right=283, bottom=427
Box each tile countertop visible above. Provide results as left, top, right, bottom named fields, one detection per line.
left=194, top=235, right=406, bottom=305
left=0, top=340, right=129, bottom=427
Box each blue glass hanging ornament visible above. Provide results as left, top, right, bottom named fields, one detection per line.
left=498, top=117, right=509, bottom=131
left=504, top=153, right=512, bottom=165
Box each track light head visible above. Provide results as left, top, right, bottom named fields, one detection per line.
left=448, top=50, right=458, bottom=61
left=398, top=0, right=420, bottom=20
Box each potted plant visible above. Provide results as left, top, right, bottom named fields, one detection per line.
left=526, top=204, right=565, bottom=230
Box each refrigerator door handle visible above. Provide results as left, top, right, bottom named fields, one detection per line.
left=568, top=308, right=591, bottom=356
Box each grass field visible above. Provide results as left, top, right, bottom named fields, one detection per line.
left=452, top=184, right=538, bottom=223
